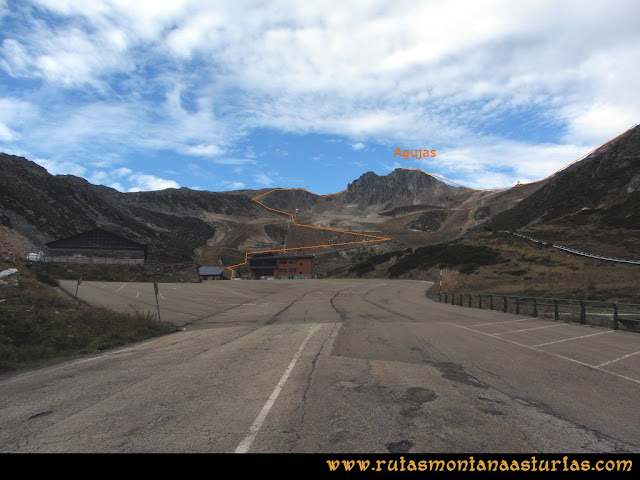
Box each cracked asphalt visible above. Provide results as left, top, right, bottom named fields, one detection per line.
left=1, top=279, right=639, bottom=453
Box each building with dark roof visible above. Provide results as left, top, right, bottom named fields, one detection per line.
left=198, top=266, right=225, bottom=280
left=45, top=228, right=146, bottom=260
left=248, top=253, right=314, bottom=279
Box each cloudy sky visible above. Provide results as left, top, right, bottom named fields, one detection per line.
left=1, top=0, right=638, bottom=193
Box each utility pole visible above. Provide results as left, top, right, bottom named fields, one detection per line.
left=153, top=281, right=161, bottom=323
left=75, top=274, right=82, bottom=300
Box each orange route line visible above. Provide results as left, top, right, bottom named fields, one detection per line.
left=226, top=188, right=391, bottom=278
left=400, top=124, right=637, bottom=192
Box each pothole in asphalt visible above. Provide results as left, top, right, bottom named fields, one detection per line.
left=386, top=439, right=414, bottom=453
left=433, top=362, right=488, bottom=389
left=400, top=386, right=436, bottom=417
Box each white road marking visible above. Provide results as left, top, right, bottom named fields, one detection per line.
left=449, top=323, right=640, bottom=385
left=470, top=318, right=530, bottom=327
left=235, top=324, right=321, bottom=453
left=493, top=324, right=565, bottom=335
left=533, top=331, right=613, bottom=347
left=115, top=283, right=128, bottom=293
left=159, top=293, right=165, bottom=300
left=596, top=350, right=640, bottom=368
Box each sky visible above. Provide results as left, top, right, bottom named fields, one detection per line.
left=0, top=0, right=638, bottom=194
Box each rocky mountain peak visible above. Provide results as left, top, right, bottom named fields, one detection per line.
left=343, top=168, right=472, bottom=209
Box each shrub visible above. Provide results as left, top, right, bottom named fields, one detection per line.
left=35, top=271, right=59, bottom=286
left=506, top=269, right=528, bottom=276
left=458, top=264, right=479, bottom=274
left=388, top=243, right=501, bottom=277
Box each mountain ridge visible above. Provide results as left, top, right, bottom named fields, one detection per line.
left=2, top=124, right=639, bottom=274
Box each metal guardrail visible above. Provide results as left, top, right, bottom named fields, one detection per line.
left=505, top=231, right=640, bottom=265
left=436, top=292, right=640, bottom=331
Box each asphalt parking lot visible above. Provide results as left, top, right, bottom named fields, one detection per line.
left=1, top=279, right=638, bottom=453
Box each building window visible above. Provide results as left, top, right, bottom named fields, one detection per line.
left=288, top=268, right=296, bottom=272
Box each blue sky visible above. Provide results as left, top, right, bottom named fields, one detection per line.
left=1, top=0, right=638, bottom=194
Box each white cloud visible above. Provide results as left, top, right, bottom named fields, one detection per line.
left=184, top=144, right=223, bottom=156
left=221, top=180, right=246, bottom=190
left=33, top=157, right=87, bottom=177
left=563, top=103, right=638, bottom=146
left=1, top=0, right=638, bottom=189
left=253, top=173, right=274, bottom=187
left=0, top=39, right=30, bottom=77
left=209, top=157, right=256, bottom=165
left=127, top=173, right=180, bottom=192
left=0, top=122, right=16, bottom=141
left=112, top=167, right=133, bottom=177
left=418, top=140, right=590, bottom=190
left=88, top=167, right=134, bottom=186
left=85, top=166, right=179, bottom=192
left=351, top=142, right=365, bottom=151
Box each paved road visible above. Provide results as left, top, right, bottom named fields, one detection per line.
left=1, top=279, right=639, bottom=453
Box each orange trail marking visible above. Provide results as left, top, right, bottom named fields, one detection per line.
left=226, top=188, right=391, bottom=278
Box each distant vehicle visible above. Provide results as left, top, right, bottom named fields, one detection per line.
left=26, top=252, right=41, bottom=261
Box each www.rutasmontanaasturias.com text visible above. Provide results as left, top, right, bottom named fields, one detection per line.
left=394, top=148, right=436, bottom=160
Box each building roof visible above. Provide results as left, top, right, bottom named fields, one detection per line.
left=248, top=253, right=314, bottom=262
left=46, top=228, right=145, bottom=250
left=199, top=266, right=224, bottom=276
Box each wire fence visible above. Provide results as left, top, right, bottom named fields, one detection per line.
left=433, top=292, right=640, bottom=332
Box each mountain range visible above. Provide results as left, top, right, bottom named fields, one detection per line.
left=1, top=124, right=639, bottom=278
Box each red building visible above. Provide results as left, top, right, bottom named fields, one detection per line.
left=248, top=253, right=315, bottom=279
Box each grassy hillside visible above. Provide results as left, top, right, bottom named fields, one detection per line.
left=0, top=260, right=176, bottom=374
left=430, top=232, right=640, bottom=303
